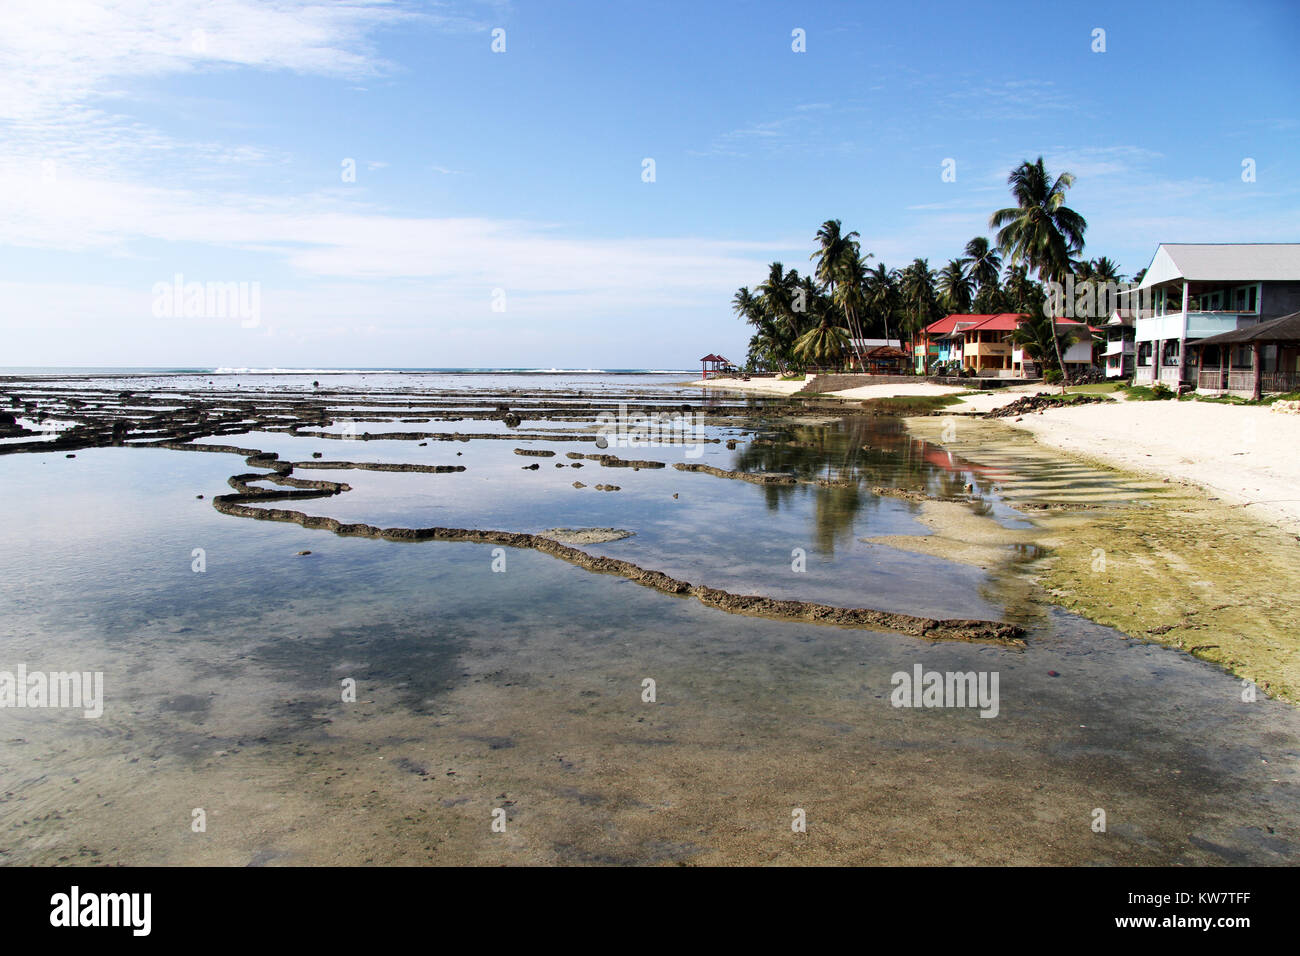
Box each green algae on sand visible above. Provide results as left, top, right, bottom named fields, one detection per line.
left=904, top=415, right=1300, bottom=702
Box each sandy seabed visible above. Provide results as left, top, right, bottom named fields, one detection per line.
left=3, top=374, right=1299, bottom=865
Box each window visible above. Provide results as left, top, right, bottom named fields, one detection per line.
left=1233, top=285, right=1259, bottom=313
left=1137, top=341, right=1153, bottom=367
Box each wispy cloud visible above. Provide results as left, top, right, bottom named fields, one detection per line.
left=0, top=1, right=483, bottom=179
left=939, top=78, right=1075, bottom=122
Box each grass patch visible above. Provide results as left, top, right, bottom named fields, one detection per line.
left=860, top=394, right=966, bottom=415
left=1121, top=384, right=1177, bottom=401
left=1185, top=389, right=1300, bottom=406
left=1182, top=392, right=1250, bottom=405
left=1065, top=382, right=1123, bottom=395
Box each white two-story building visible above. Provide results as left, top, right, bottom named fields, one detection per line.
left=1129, top=243, right=1300, bottom=388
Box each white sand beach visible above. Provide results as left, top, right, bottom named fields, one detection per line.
left=691, top=375, right=968, bottom=401
left=697, top=376, right=1300, bottom=533
left=688, top=376, right=808, bottom=395
left=980, top=399, right=1300, bottom=535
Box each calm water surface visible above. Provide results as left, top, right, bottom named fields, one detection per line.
left=0, top=373, right=1296, bottom=865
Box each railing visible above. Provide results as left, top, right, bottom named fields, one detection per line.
left=1158, top=367, right=1184, bottom=386
left=1263, top=370, right=1300, bottom=393
left=1197, top=368, right=1300, bottom=393
left=1103, top=340, right=1135, bottom=356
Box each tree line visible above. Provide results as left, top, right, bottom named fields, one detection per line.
left=732, top=156, right=1140, bottom=377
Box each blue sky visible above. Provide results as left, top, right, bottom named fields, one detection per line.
left=2, top=0, right=1297, bottom=368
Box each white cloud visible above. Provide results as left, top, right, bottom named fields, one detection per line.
left=0, top=0, right=437, bottom=124
left=0, top=0, right=480, bottom=177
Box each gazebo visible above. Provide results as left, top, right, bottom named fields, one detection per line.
left=862, top=344, right=910, bottom=374
left=699, top=354, right=732, bottom=379
left=1188, top=310, right=1300, bottom=399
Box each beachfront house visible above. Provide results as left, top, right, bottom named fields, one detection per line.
left=962, top=314, right=1021, bottom=375
left=1103, top=310, right=1137, bottom=378
left=916, top=314, right=1020, bottom=374
left=1188, top=310, right=1300, bottom=398
left=920, top=314, right=1097, bottom=378
left=848, top=338, right=907, bottom=373
left=1008, top=317, right=1097, bottom=378
left=1129, top=243, right=1300, bottom=389
left=912, top=316, right=964, bottom=372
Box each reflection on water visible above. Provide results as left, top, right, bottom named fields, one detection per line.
left=733, top=416, right=1005, bottom=555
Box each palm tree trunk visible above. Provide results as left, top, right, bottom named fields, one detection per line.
left=1050, top=314, right=1068, bottom=392
left=847, top=305, right=865, bottom=370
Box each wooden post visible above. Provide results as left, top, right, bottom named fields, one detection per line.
left=1252, top=342, right=1262, bottom=401
left=1178, top=280, right=1190, bottom=387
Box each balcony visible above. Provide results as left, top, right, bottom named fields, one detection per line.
left=964, top=342, right=1012, bottom=356
left=1136, top=311, right=1259, bottom=342
left=1103, top=339, right=1135, bottom=356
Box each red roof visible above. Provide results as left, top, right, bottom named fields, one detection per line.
left=968, top=313, right=1023, bottom=331
left=1054, top=317, right=1102, bottom=333
left=927, top=313, right=1100, bottom=336
left=924, top=314, right=979, bottom=335
left=925, top=313, right=1026, bottom=335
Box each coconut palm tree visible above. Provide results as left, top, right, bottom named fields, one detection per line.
left=811, top=220, right=868, bottom=367
left=746, top=320, right=788, bottom=373
left=756, top=262, right=802, bottom=340
left=732, top=287, right=761, bottom=326
left=964, top=237, right=1003, bottom=294
left=1010, top=301, right=1083, bottom=378
left=1002, top=264, right=1043, bottom=313
left=793, top=313, right=851, bottom=368
left=899, top=258, right=940, bottom=361
left=864, top=262, right=900, bottom=343
left=989, top=157, right=1088, bottom=387
left=1090, top=256, right=1121, bottom=282
left=937, top=257, right=974, bottom=314
left=835, top=246, right=874, bottom=367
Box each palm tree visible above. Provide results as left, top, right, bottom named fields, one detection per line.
left=732, top=287, right=761, bottom=326
left=746, top=321, right=787, bottom=373
left=811, top=220, right=868, bottom=367
left=835, top=246, right=874, bottom=368
left=1002, top=264, right=1043, bottom=313
left=1091, top=256, right=1121, bottom=282
left=792, top=296, right=851, bottom=368
left=1010, top=301, right=1083, bottom=378
left=964, top=237, right=1002, bottom=298
left=756, top=262, right=802, bottom=341
left=989, top=157, right=1088, bottom=388
left=937, top=257, right=974, bottom=314
left=864, top=262, right=900, bottom=344
left=899, top=258, right=939, bottom=361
